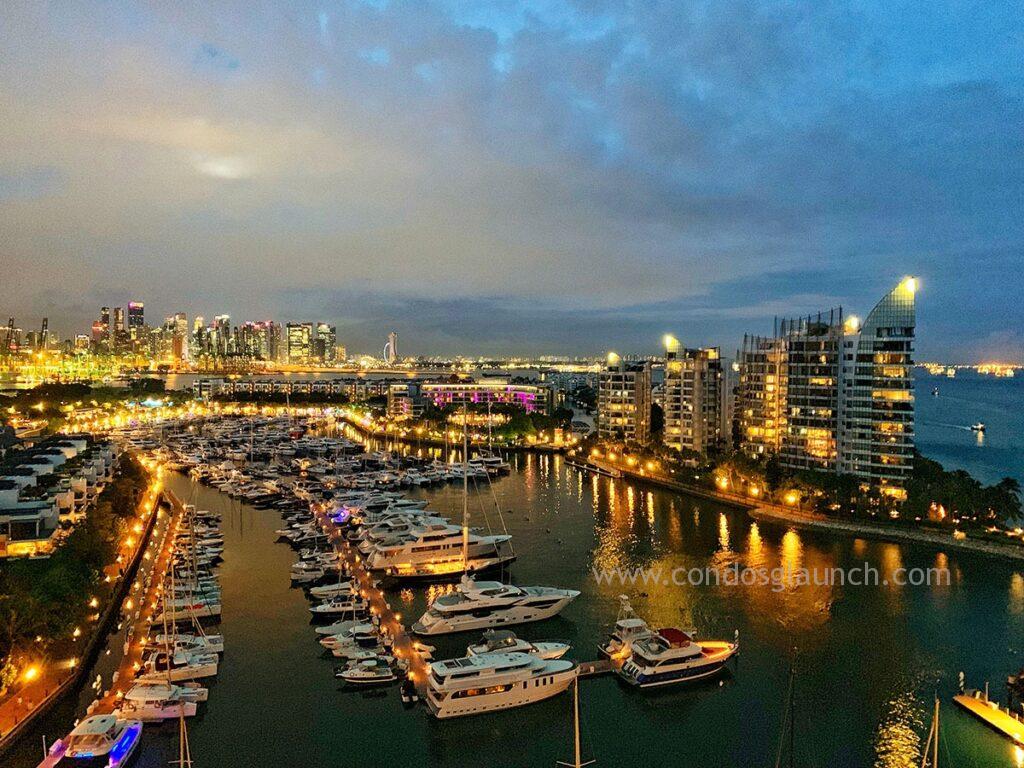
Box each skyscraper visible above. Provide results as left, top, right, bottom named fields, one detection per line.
left=287, top=322, right=313, bottom=364
left=735, top=278, right=917, bottom=500
left=662, top=337, right=723, bottom=454
left=98, top=307, right=111, bottom=342
left=315, top=323, right=337, bottom=365
left=127, top=301, right=144, bottom=331
left=598, top=353, right=652, bottom=444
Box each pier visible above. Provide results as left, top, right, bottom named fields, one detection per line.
left=313, top=506, right=430, bottom=693
left=953, top=689, right=1024, bottom=744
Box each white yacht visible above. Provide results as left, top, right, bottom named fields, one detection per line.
left=618, top=627, right=739, bottom=688
left=366, top=525, right=514, bottom=579
left=425, top=652, right=577, bottom=719
left=115, top=682, right=207, bottom=721
left=153, top=632, right=224, bottom=654
left=412, top=576, right=579, bottom=636
left=62, top=715, right=143, bottom=767
left=466, top=629, right=570, bottom=660
left=136, top=648, right=219, bottom=682
left=598, top=595, right=655, bottom=659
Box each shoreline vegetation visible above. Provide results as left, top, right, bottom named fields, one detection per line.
left=0, top=455, right=151, bottom=697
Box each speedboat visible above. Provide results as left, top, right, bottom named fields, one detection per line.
left=598, top=595, right=655, bottom=660
left=618, top=627, right=739, bottom=688
left=425, top=652, right=577, bottom=719
left=412, top=576, right=579, bottom=636
left=62, top=715, right=143, bottom=767
left=335, top=656, right=397, bottom=685
left=971, top=422, right=986, bottom=432
left=466, top=629, right=570, bottom=659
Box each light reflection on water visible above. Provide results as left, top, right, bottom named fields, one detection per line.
left=873, top=689, right=925, bottom=768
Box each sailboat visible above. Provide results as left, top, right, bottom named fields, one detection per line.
left=557, top=677, right=595, bottom=767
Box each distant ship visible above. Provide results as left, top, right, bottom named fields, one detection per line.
left=971, top=423, right=986, bottom=433
left=932, top=387, right=939, bottom=397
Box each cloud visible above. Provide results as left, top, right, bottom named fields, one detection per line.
left=0, top=0, right=1019, bottom=359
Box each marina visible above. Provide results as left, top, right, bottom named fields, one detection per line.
left=6, top=374, right=1024, bottom=766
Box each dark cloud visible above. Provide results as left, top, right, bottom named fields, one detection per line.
left=0, top=0, right=1020, bottom=361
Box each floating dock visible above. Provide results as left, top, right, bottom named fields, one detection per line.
left=953, top=689, right=1024, bottom=744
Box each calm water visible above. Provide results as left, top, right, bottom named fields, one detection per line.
left=9, top=372, right=1024, bottom=767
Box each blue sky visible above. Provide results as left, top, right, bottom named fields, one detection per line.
left=0, top=1, right=1021, bottom=360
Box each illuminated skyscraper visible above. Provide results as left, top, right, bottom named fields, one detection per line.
left=315, top=323, right=337, bottom=365
left=735, top=278, right=917, bottom=500
left=287, top=322, right=313, bottom=364
left=127, top=301, right=144, bottom=331
left=662, top=337, right=723, bottom=454
left=598, top=353, right=651, bottom=444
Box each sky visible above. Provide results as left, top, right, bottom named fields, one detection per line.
left=0, top=1, right=1021, bottom=360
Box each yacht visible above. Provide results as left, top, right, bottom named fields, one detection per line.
left=618, top=627, right=739, bottom=688
left=153, top=633, right=224, bottom=654
left=412, top=576, right=579, bottom=636
left=308, top=581, right=356, bottom=599
left=62, top=715, right=143, bottom=767
left=366, top=525, right=514, bottom=579
left=136, top=648, right=219, bottom=682
left=115, top=682, right=206, bottom=721
left=336, top=656, right=397, bottom=685
left=425, top=652, right=577, bottom=719
left=598, top=595, right=655, bottom=659
left=466, top=629, right=571, bottom=660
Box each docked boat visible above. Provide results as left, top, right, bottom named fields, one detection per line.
left=62, top=715, right=143, bottom=767
left=466, top=629, right=570, bottom=660
left=598, top=595, right=655, bottom=659
left=115, top=682, right=206, bottom=721
left=335, top=656, right=397, bottom=685
left=365, top=524, right=514, bottom=578
left=425, top=652, right=577, bottom=719
left=618, top=627, right=739, bottom=688
left=309, top=597, right=369, bottom=617
left=308, top=581, right=356, bottom=599
left=136, top=648, right=219, bottom=682
left=412, top=576, right=579, bottom=636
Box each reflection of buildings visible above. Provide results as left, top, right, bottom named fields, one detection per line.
left=736, top=278, right=917, bottom=500
left=598, top=353, right=651, bottom=444
left=662, top=336, right=723, bottom=454
left=387, top=379, right=554, bottom=417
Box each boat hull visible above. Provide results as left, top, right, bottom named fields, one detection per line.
left=427, top=668, right=576, bottom=719
left=412, top=596, right=575, bottom=636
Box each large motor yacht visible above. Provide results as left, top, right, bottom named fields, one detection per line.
left=618, top=627, right=739, bottom=688
left=366, top=525, right=514, bottom=579
left=425, top=652, right=577, bottom=719
left=412, top=576, right=579, bottom=636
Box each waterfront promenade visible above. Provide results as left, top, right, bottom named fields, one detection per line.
left=0, top=462, right=165, bottom=756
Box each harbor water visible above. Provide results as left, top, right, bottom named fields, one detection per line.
left=8, top=371, right=1024, bottom=767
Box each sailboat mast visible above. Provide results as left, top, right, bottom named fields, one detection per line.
left=573, top=677, right=582, bottom=768
left=462, top=402, right=469, bottom=570
left=932, top=698, right=939, bottom=768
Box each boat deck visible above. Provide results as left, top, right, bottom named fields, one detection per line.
left=954, top=690, right=1024, bottom=744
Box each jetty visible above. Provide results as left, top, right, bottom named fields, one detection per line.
left=953, top=688, right=1024, bottom=744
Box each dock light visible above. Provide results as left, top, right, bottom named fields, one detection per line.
left=748, top=486, right=761, bottom=498
left=23, top=665, right=41, bottom=683
left=716, top=476, right=729, bottom=490
left=72, top=627, right=81, bottom=638
left=784, top=491, right=799, bottom=506
left=89, top=597, right=99, bottom=609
